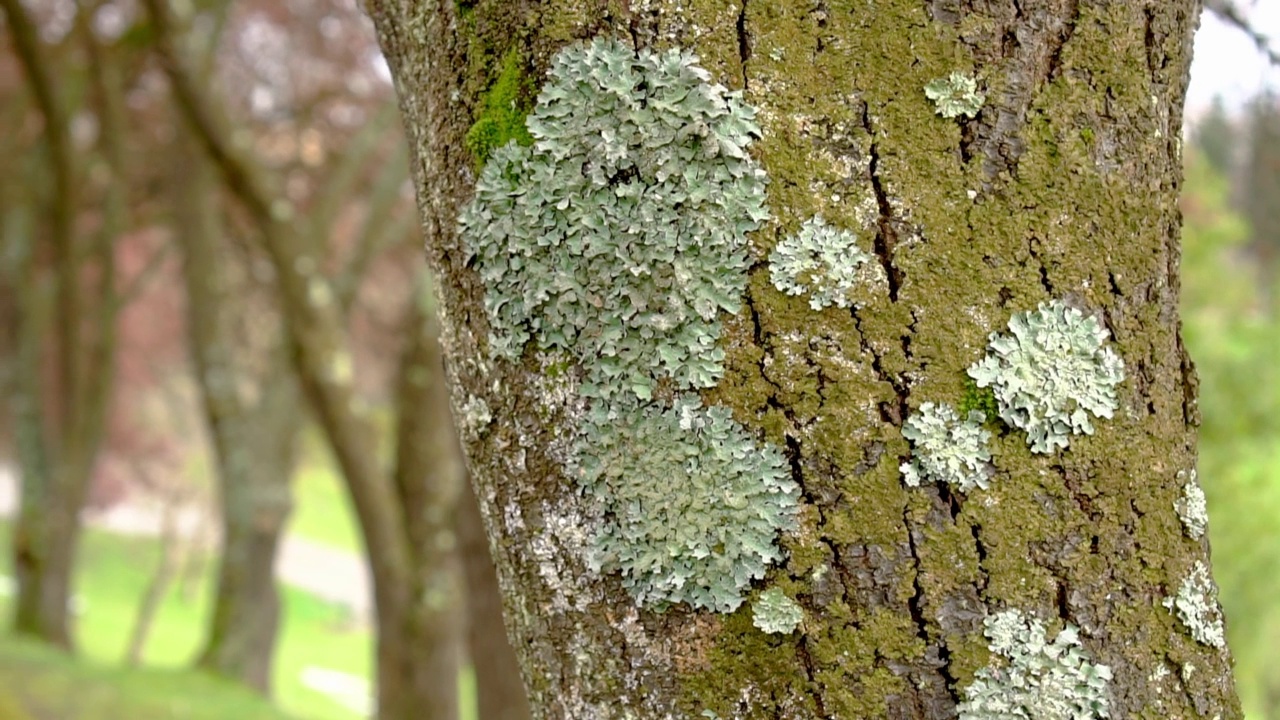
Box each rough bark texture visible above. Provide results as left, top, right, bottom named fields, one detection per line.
left=458, top=478, right=532, bottom=720
left=369, top=0, right=1241, bottom=718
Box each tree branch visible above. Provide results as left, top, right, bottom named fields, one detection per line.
left=1207, top=0, right=1280, bottom=67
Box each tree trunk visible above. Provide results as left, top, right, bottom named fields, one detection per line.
left=175, top=130, right=298, bottom=694
left=3, top=1, right=125, bottom=649
left=367, top=1, right=1244, bottom=718
left=125, top=495, right=184, bottom=666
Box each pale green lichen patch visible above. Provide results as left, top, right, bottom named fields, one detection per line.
left=458, top=37, right=769, bottom=400
left=751, top=587, right=804, bottom=634
left=768, top=216, right=882, bottom=310
left=1164, top=561, right=1225, bottom=648
left=900, top=401, right=993, bottom=491
left=924, top=71, right=985, bottom=119
left=958, top=609, right=1112, bottom=720
left=572, top=395, right=798, bottom=612
left=968, top=300, right=1125, bottom=454
left=1174, top=469, right=1208, bottom=540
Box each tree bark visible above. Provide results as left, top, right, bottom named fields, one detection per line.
left=366, top=1, right=1244, bottom=718
left=458, top=480, right=531, bottom=720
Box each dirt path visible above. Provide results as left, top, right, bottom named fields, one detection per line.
left=0, top=466, right=371, bottom=622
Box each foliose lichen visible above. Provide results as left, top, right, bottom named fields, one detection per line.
left=458, top=37, right=770, bottom=400
left=924, top=71, right=985, bottom=119
left=752, top=587, right=804, bottom=635
left=1163, top=561, right=1226, bottom=648
left=571, top=395, right=799, bottom=612
left=900, top=401, right=993, bottom=492
left=1175, top=469, right=1208, bottom=540
left=958, top=609, right=1113, bottom=720
left=768, top=216, right=880, bottom=310
left=968, top=300, right=1125, bottom=454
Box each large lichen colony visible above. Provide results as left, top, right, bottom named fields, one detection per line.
left=460, top=38, right=796, bottom=612
left=573, top=396, right=796, bottom=611
left=458, top=32, right=1213, bottom=716
left=459, top=37, right=769, bottom=401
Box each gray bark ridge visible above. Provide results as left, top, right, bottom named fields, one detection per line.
left=368, top=0, right=1242, bottom=718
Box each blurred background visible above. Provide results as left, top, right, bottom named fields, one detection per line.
left=0, top=1, right=1277, bottom=719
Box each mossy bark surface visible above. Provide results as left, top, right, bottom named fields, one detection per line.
left=366, top=1, right=1242, bottom=717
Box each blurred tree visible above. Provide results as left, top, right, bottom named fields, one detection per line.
left=1243, top=91, right=1280, bottom=284
left=365, top=1, right=1244, bottom=717
left=1194, top=95, right=1236, bottom=177
left=175, top=127, right=301, bottom=693
left=143, top=2, right=476, bottom=718
left=0, top=0, right=127, bottom=648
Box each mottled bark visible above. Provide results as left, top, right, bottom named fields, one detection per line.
left=176, top=132, right=298, bottom=693
left=459, top=474, right=532, bottom=720
left=367, top=1, right=1243, bottom=718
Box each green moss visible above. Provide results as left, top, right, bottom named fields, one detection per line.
left=464, top=48, right=535, bottom=167
left=958, top=376, right=1000, bottom=424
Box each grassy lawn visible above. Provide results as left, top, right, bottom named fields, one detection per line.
left=0, top=636, right=296, bottom=720
left=289, top=462, right=362, bottom=553
left=0, top=522, right=371, bottom=720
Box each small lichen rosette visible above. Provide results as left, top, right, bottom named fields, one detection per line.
left=968, top=300, right=1125, bottom=454
left=458, top=37, right=770, bottom=399
left=924, top=71, right=985, bottom=119
left=769, top=216, right=880, bottom=310
left=572, top=396, right=799, bottom=612
left=900, top=402, right=993, bottom=492
left=752, top=587, right=804, bottom=634
left=959, top=610, right=1113, bottom=720
left=1164, top=561, right=1225, bottom=648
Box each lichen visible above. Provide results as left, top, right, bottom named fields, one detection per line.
left=958, top=609, right=1113, bottom=720
left=458, top=36, right=769, bottom=400
left=752, top=587, right=804, bottom=634
left=924, top=71, right=985, bottom=119
left=1174, top=469, right=1208, bottom=540
left=968, top=300, right=1125, bottom=454
left=460, top=395, right=493, bottom=438
left=900, top=401, right=993, bottom=492
left=768, top=216, right=880, bottom=310
left=571, top=395, right=798, bottom=612
left=1164, top=561, right=1225, bottom=648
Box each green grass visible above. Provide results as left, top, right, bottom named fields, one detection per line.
left=0, top=636, right=296, bottom=720
left=288, top=462, right=362, bottom=553
left=0, top=522, right=371, bottom=720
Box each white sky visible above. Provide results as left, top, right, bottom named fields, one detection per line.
left=1188, top=2, right=1280, bottom=117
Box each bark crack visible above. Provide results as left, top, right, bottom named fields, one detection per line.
left=736, top=0, right=750, bottom=92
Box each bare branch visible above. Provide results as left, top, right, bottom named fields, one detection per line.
left=1207, top=0, right=1280, bottom=68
